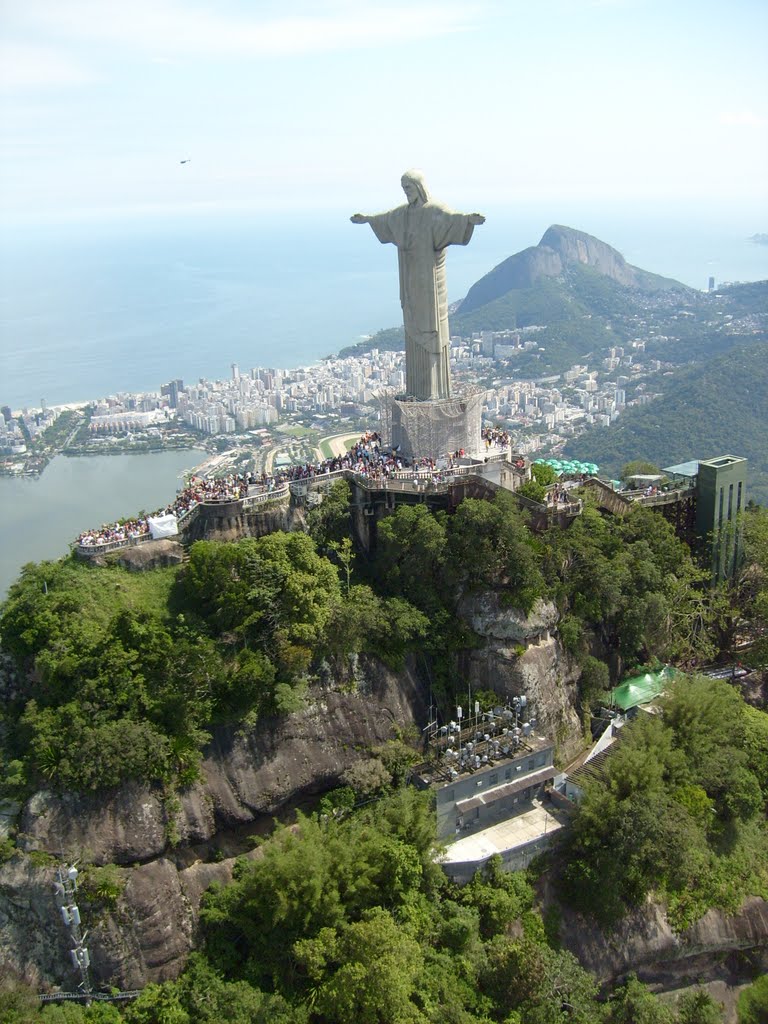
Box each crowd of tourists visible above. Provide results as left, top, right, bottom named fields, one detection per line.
left=75, top=427, right=522, bottom=549
left=76, top=517, right=152, bottom=548
left=75, top=474, right=253, bottom=548
left=482, top=426, right=511, bottom=449
left=545, top=486, right=572, bottom=506
left=75, top=432, right=407, bottom=548
left=264, top=431, right=410, bottom=486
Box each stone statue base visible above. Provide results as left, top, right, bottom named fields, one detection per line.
left=377, top=388, right=484, bottom=461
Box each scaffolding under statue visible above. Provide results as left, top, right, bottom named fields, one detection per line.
left=375, top=385, right=484, bottom=461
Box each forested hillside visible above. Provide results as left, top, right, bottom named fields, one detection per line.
left=2, top=490, right=768, bottom=1021
left=566, top=343, right=768, bottom=504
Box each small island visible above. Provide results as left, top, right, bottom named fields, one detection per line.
left=748, top=232, right=768, bottom=245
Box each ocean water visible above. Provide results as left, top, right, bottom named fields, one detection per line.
left=1, top=201, right=766, bottom=412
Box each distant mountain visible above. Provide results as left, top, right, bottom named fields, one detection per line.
left=337, top=227, right=760, bottom=373
left=456, top=224, right=690, bottom=317
left=565, top=342, right=768, bottom=505
left=445, top=226, right=697, bottom=372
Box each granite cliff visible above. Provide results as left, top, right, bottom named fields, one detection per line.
left=2, top=590, right=766, bottom=1013
left=0, top=598, right=588, bottom=990
left=0, top=654, right=429, bottom=988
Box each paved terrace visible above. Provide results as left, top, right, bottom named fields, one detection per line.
left=72, top=448, right=585, bottom=557
left=439, top=799, right=569, bottom=870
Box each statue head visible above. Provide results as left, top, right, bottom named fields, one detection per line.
left=401, top=169, right=430, bottom=205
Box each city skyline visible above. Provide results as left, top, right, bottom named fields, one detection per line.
left=1, top=0, right=767, bottom=224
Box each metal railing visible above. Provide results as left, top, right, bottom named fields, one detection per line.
left=632, top=486, right=695, bottom=506
left=40, top=991, right=142, bottom=1004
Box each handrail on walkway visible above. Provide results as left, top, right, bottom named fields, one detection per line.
left=39, top=991, right=142, bottom=1004
left=242, top=483, right=290, bottom=507
left=73, top=533, right=154, bottom=557
left=633, top=486, right=695, bottom=506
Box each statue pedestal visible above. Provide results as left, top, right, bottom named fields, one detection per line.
left=378, top=389, right=484, bottom=461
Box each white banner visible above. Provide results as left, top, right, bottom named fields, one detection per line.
left=148, top=513, right=179, bottom=539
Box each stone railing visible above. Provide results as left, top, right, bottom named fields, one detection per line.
left=481, top=448, right=511, bottom=464
left=516, top=492, right=582, bottom=519
left=242, top=483, right=291, bottom=507
left=289, top=469, right=347, bottom=496
left=73, top=533, right=154, bottom=558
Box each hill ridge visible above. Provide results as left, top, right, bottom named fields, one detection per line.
left=457, top=223, right=690, bottom=316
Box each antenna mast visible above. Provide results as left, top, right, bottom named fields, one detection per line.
left=54, top=864, right=92, bottom=998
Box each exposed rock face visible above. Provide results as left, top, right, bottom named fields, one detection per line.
left=540, top=224, right=640, bottom=288
left=89, top=856, right=252, bottom=989
left=114, top=539, right=185, bottom=572
left=1, top=655, right=429, bottom=989
left=557, top=894, right=768, bottom=983
left=553, top=890, right=768, bottom=1023
left=458, top=594, right=558, bottom=645
left=458, top=224, right=689, bottom=315
left=458, top=595, right=583, bottom=762
left=0, top=850, right=261, bottom=991
left=182, top=499, right=303, bottom=544
left=18, top=655, right=428, bottom=867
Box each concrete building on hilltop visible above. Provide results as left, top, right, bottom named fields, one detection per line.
left=413, top=702, right=567, bottom=884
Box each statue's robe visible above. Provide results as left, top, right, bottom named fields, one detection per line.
left=366, top=202, right=477, bottom=401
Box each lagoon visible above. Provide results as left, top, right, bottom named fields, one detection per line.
left=0, top=449, right=207, bottom=599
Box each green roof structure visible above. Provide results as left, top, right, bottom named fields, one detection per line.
left=611, top=666, right=676, bottom=711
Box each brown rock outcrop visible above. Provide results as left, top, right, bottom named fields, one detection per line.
left=557, top=895, right=768, bottom=984
left=458, top=595, right=583, bottom=762
left=115, top=539, right=185, bottom=572
left=19, top=654, right=427, bottom=866
left=2, top=654, right=428, bottom=989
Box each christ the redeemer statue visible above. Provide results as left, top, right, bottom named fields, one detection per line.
left=351, top=170, right=485, bottom=402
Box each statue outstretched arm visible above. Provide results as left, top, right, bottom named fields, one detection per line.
left=350, top=213, right=369, bottom=224
left=469, top=213, right=485, bottom=225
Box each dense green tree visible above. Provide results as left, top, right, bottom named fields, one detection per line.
left=201, top=790, right=438, bottom=991
left=123, top=984, right=190, bottom=1024
left=481, top=936, right=602, bottom=1023
left=446, top=495, right=546, bottom=611
left=561, top=676, right=768, bottom=925
left=604, top=975, right=674, bottom=1023
left=542, top=503, right=722, bottom=665
left=294, top=909, right=427, bottom=1024
left=518, top=480, right=547, bottom=504
left=306, top=480, right=352, bottom=551
left=675, top=989, right=723, bottom=1024
left=531, top=463, right=558, bottom=486
left=742, top=505, right=768, bottom=670
left=458, top=855, right=534, bottom=939
left=743, top=706, right=768, bottom=804
left=326, top=584, right=429, bottom=667
left=375, top=505, right=449, bottom=615
left=737, top=974, right=768, bottom=1024
left=578, top=655, right=611, bottom=712
left=41, top=1006, right=122, bottom=1024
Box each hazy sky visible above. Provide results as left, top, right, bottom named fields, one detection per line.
left=1, top=0, right=767, bottom=222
